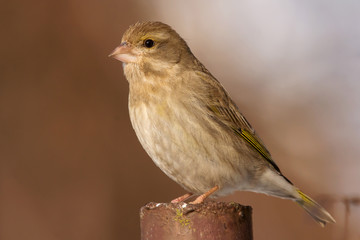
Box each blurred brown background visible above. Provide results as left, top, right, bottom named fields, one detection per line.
left=1, top=0, right=359, bottom=239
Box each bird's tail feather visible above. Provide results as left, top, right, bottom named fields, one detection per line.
left=295, top=189, right=335, bottom=227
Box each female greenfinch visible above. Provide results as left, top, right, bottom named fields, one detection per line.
left=110, top=21, right=335, bottom=226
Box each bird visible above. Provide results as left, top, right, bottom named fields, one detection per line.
left=109, top=21, right=335, bottom=226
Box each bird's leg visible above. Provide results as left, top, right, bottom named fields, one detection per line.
left=171, top=192, right=193, bottom=203
left=190, top=185, right=219, bottom=204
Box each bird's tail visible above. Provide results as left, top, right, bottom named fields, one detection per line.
left=295, top=189, right=335, bottom=227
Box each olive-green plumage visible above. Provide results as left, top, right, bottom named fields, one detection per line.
left=110, top=21, right=335, bottom=226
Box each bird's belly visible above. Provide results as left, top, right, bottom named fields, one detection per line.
left=129, top=102, right=254, bottom=196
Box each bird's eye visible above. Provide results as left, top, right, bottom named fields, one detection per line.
left=144, top=39, right=154, bottom=48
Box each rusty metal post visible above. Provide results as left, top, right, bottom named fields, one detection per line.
left=140, top=201, right=253, bottom=240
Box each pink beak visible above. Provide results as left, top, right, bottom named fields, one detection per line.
left=109, top=42, right=138, bottom=63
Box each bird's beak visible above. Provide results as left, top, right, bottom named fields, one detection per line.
left=108, top=42, right=138, bottom=63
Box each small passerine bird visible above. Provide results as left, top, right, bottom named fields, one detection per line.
left=109, top=21, right=335, bottom=226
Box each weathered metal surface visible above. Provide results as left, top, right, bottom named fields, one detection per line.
left=140, top=201, right=252, bottom=240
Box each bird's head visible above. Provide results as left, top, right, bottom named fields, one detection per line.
left=109, top=22, right=193, bottom=74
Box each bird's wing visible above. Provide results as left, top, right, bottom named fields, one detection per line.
left=209, top=103, right=281, bottom=173
left=196, top=72, right=283, bottom=174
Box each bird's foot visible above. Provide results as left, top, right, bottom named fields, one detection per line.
left=190, top=186, right=219, bottom=204
left=171, top=193, right=193, bottom=203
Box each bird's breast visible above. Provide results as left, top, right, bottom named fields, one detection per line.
left=127, top=86, right=253, bottom=195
